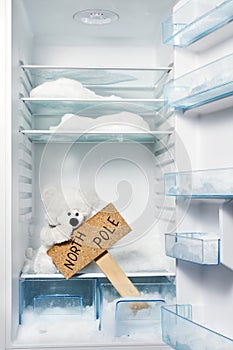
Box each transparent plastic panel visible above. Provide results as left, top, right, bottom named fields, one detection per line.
left=165, top=233, right=220, bottom=265
left=99, top=276, right=176, bottom=339
left=164, top=167, right=233, bottom=198
left=115, top=299, right=165, bottom=337
left=21, top=65, right=171, bottom=90
left=33, top=295, right=83, bottom=315
left=162, top=0, right=233, bottom=47
left=19, top=277, right=100, bottom=324
left=20, top=130, right=171, bottom=143
left=164, top=53, right=233, bottom=110
left=21, top=98, right=165, bottom=116
left=161, top=305, right=233, bottom=349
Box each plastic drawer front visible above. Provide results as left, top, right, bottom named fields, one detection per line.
left=19, top=277, right=100, bottom=324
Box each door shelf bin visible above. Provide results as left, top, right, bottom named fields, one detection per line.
left=161, top=304, right=233, bottom=349
left=99, top=276, right=176, bottom=338
left=162, top=0, right=233, bottom=47
left=19, top=276, right=100, bottom=324
left=165, top=233, right=220, bottom=265
left=164, top=53, right=233, bottom=110
left=164, top=167, right=233, bottom=198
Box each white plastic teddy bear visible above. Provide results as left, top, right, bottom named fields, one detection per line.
left=32, top=187, right=99, bottom=274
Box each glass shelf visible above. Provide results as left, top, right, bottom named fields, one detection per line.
left=165, top=232, right=220, bottom=265
left=21, top=65, right=171, bottom=89
left=164, top=53, right=233, bottom=110
left=21, top=98, right=165, bottom=116
left=20, top=130, right=172, bottom=143
left=162, top=0, right=233, bottom=47
left=164, top=167, right=233, bottom=198
left=161, top=304, right=233, bottom=349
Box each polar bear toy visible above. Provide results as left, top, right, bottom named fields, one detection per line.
left=32, top=187, right=99, bottom=274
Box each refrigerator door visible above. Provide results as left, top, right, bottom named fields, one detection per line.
left=161, top=0, right=233, bottom=348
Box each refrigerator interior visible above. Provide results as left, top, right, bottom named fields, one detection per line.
left=6, top=0, right=233, bottom=348
left=8, top=0, right=178, bottom=348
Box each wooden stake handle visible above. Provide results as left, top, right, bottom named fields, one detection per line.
left=95, top=251, right=148, bottom=310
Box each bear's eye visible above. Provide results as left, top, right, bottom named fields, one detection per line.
left=75, top=212, right=79, bottom=216
left=67, top=212, right=71, bottom=216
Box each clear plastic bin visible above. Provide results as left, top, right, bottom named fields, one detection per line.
left=161, top=304, right=233, bottom=349
left=165, top=232, right=220, bottom=265
left=162, top=0, right=233, bottom=47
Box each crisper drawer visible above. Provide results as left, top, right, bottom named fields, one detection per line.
left=19, top=276, right=100, bottom=324
left=17, top=275, right=176, bottom=346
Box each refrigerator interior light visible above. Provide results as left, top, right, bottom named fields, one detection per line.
left=73, top=9, right=119, bottom=25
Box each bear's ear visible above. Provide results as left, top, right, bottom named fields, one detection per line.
left=41, top=187, right=69, bottom=225
left=63, top=187, right=100, bottom=219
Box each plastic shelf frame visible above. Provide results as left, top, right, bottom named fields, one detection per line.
left=165, top=232, right=220, bottom=265
left=164, top=167, right=233, bottom=198
left=161, top=304, right=233, bottom=349
left=20, top=129, right=172, bottom=144
left=164, top=53, right=233, bottom=110
left=162, top=0, right=233, bottom=47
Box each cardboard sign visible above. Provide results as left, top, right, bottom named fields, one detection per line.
left=47, top=203, right=131, bottom=279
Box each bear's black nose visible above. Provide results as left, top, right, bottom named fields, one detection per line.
left=70, top=218, right=79, bottom=227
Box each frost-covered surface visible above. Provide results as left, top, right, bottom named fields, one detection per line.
left=49, top=112, right=150, bottom=132
left=23, top=224, right=171, bottom=275
left=30, top=78, right=120, bottom=99
left=16, top=289, right=175, bottom=346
